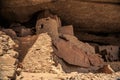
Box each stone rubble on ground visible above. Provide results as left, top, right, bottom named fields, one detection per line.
left=16, top=71, right=120, bottom=80
left=0, top=31, right=19, bottom=80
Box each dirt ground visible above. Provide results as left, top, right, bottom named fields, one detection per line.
left=17, top=71, right=120, bottom=80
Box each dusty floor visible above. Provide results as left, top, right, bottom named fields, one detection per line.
left=17, top=72, right=120, bottom=80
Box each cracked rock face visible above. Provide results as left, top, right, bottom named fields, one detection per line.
left=0, top=31, right=18, bottom=80
left=1, top=0, right=120, bottom=33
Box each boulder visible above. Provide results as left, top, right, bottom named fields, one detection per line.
left=53, top=38, right=90, bottom=68
left=1, top=0, right=120, bottom=33
left=59, top=34, right=96, bottom=54
left=53, top=34, right=103, bottom=68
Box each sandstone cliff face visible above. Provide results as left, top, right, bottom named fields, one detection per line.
left=1, top=0, right=120, bottom=33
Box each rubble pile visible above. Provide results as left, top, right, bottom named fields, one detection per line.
left=0, top=31, right=18, bottom=80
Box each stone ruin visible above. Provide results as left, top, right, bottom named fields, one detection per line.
left=0, top=13, right=120, bottom=80
left=0, top=0, right=120, bottom=79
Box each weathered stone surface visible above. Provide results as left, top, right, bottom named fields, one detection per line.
left=97, top=45, right=119, bottom=61
left=10, top=23, right=33, bottom=37
left=58, top=25, right=74, bottom=35
left=0, top=31, right=19, bottom=80
left=7, top=50, right=19, bottom=58
left=53, top=53, right=98, bottom=73
left=88, top=54, right=103, bottom=67
left=54, top=38, right=90, bottom=68
left=2, top=29, right=17, bottom=38
left=59, top=34, right=96, bottom=55
left=0, top=54, right=17, bottom=79
left=54, top=34, right=103, bottom=68
left=1, top=70, right=16, bottom=79
left=22, top=33, right=54, bottom=73
left=0, top=31, right=18, bottom=56
left=98, top=65, right=115, bottom=74
left=106, top=62, right=120, bottom=72
left=76, top=32, right=120, bottom=46
left=36, top=17, right=59, bottom=40
left=1, top=0, right=120, bottom=33
left=0, top=54, right=17, bottom=65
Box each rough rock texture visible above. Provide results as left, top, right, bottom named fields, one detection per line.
left=36, top=17, right=59, bottom=40
left=0, top=31, right=18, bottom=80
left=54, top=38, right=90, bottom=68
left=10, top=23, right=33, bottom=37
left=106, top=62, right=120, bottom=72
left=76, top=32, right=120, bottom=46
left=1, top=0, right=120, bottom=33
left=16, top=71, right=120, bottom=80
left=58, top=25, right=74, bottom=35
left=2, top=29, right=17, bottom=38
left=60, top=34, right=96, bottom=55
left=97, top=45, right=119, bottom=62
left=98, top=65, right=115, bottom=74
left=54, top=34, right=103, bottom=68
left=22, top=33, right=59, bottom=73
left=18, top=35, right=38, bottom=62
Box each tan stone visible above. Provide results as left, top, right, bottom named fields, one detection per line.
left=0, top=54, right=17, bottom=65
left=36, top=17, right=59, bottom=40
left=7, top=50, right=19, bottom=58
left=22, top=33, right=54, bottom=73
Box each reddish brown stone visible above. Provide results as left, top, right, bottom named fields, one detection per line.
left=58, top=25, right=74, bottom=35
left=2, top=29, right=17, bottom=38
left=98, top=65, right=115, bottom=74
left=59, top=34, right=96, bottom=55
left=53, top=38, right=90, bottom=68
left=88, top=54, right=104, bottom=67
left=54, top=34, right=104, bottom=68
